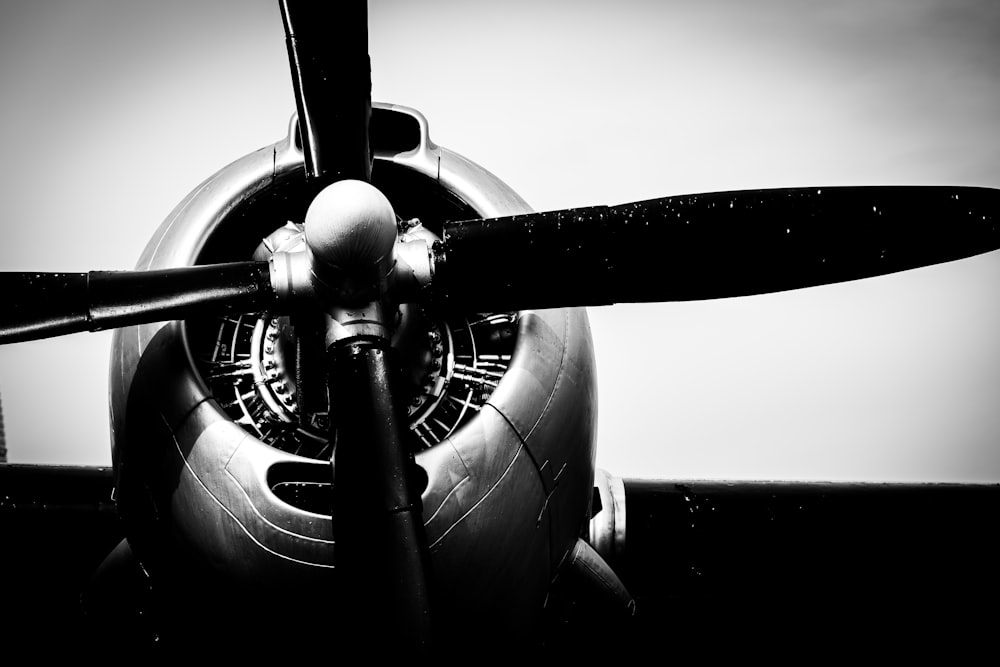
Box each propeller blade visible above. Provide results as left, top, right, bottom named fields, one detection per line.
left=283, top=0, right=431, bottom=637
left=430, top=186, right=1000, bottom=312
left=280, top=0, right=372, bottom=186
left=0, top=262, right=274, bottom=344
left=328, top=343, right=434, bottom=647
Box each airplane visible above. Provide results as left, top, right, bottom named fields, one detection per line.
left=1, top=0, right=1000, bottom=656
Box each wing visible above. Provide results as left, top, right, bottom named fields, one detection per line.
left=585, top=475, right=1000, bottom=654
left=0, top=464, right=120, bottom=647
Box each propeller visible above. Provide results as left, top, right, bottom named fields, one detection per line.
left=0, top=263, right=273, bottom=344
left=280, top=0, right=372, bottom=187
left=431, top=185, right=1000, bottom=312
left=1, top=0, right=1000, bottom=653
left=278, top=0, right=433, bottom=649
left=3, top=186, right=999, bottom=345
left=5, top=185, right=998, bottom=345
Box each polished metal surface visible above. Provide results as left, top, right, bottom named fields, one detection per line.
left=301, top=180, right=397, bottom=304
left=109, top=106, right=598, bottom=642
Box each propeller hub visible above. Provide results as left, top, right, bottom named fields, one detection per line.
left=304, top=179, right=397, bottom=304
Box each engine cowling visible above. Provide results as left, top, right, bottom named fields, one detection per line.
left=108, top=105, right=598, bottom=643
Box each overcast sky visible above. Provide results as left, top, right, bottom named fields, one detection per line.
left=1, top=0, right=999, bottom=481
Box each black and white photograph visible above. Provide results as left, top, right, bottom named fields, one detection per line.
left=1, top=0, right=998, bottom=656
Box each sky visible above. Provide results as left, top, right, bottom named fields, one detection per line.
left=0, top=0, right=999, bottom=481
